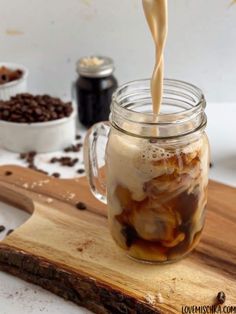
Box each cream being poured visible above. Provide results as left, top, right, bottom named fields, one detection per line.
left=142, top=0, right=168, bottom=115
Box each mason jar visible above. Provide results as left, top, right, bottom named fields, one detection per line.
left=84, top=79, right=209, bottom=263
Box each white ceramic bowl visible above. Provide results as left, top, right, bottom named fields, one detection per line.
left=0, top=62, right=29, bottom=101
left=0, top=110, right=76, bottom=153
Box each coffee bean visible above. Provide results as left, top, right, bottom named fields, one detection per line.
left=63, top=143, right=82, bottom=153
left=0, top=225, right=6, bottom=233
left=71, top=158, right=79, bottom=166
left=77, top=169, right=85, bottom=174
left=64, top=147, right=72, bottom=153
left=50, top=156, right=79, bottom=167
left=216, top=291, right=226, bottom=305
left=51, top=112, right=58, bottom=119
left=20, top=151, right=36, bottom=162
left=76, top=134, right=81, bottom=140
left=28, top=151, right=37, bottom=158
left=35, top=108, right=42, bottom=115
left=5, top=171, right=12, bottom=176
left=76, top=202, right=87, bottom=210
left=31, top=100, right=38, bottom=108
left=50, top=157, right=58, bottom=164
left=52, top=172, right=61, bottom=178
left=6, top=229, right=14, bottom=236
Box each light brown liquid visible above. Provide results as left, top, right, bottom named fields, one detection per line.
left=142, top=0, right=168, bottom=114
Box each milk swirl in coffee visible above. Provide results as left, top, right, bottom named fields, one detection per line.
left=104, top=1, right=209, bottom=262
left=107, top=129, right=208, bottom=262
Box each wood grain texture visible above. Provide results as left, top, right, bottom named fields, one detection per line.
left=0, top=165, right=235, bottom=313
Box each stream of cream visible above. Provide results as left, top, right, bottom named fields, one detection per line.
left=142, top=0, right=168, bottom=115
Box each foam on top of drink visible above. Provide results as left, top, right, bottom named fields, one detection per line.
left=140, top=139, right=203, bottom=162
left=107, top=131, right=206, bottom=202
left=141, top=144, right=174, bottom=162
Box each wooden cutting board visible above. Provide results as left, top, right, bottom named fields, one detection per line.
left=0, top=165, right=235, bottom=314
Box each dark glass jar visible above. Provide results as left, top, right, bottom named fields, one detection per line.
left=75, top=56, right=118, bottom=128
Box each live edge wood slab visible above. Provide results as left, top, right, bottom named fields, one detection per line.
left=0, top=165, right=235, bottom=314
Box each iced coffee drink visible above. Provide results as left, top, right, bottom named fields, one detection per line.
left=106, top=129, right=209, bottom=263
left=84, top=78, right=209, bottom=263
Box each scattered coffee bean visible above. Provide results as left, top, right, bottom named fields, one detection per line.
left=64, top=147, right=71, bottom=153
left=6, top=229, right=14, bottom=236
left=76, top=202, right=87, bottom=210
left=0, top=93, right=73, bottom=123
left=216, top=291, right=226, bottom=305
left=18, top=151, right=49, bottom=175
left=77, top=169, right=85, bottom=174
left=63, top=143, right=82, bottom=153
left=28, top=151, right=37, bottom=158
left=4, top=171, right=12, bottom=176
left=67, top=158, right=78, bottom=167
left=52, top=172, right=61, bottom=178
left=18, top=146, right=83, bottom=178
left=76, top=134, right=82, bottom=140
left=71, top=158, right=79, bottom=167
left=50, top=157, right=58, bottom=164
left=60, top=157, right=71, bottom=165
left=0, top=225, right=6, bottom=233
left=26, top=152, right=37, bottom=164
left=62, top=157, right=76, bottom=167
left=20, top=151, right=37, bottom=164
left=49, top=156, right=79, bottom=167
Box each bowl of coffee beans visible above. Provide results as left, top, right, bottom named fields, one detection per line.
left=0, top=93, right=76, bottom=153
left=0, top=62, right=28, bottom=100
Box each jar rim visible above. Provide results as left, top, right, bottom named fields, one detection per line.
left=112, top=78, right=206, bottom=121
left=110, top=78, right=207, bottom=139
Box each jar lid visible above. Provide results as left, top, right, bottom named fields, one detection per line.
left=76, top=56, right=115, bottom=78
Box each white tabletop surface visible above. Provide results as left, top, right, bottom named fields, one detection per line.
left=0, top=102, right=236, bottom=314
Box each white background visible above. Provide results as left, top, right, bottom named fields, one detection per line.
left=0, top=0, right=235, bottom=102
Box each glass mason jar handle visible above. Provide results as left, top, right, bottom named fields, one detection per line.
left=84, top=122, right=110, bottom=204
